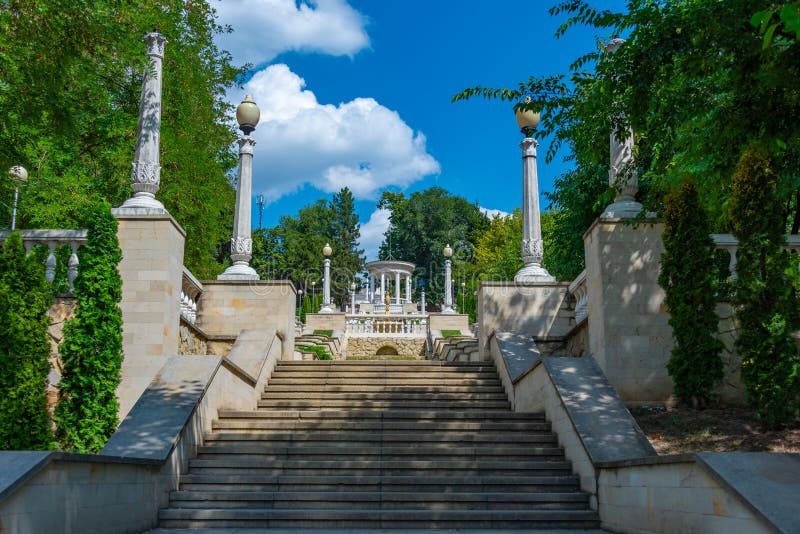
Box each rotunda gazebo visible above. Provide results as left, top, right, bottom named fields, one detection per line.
left=362, top=260, right=416, bottom=313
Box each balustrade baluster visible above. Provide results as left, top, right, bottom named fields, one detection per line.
left=68, top=243, right=79, bottom=293
left=45, top=242, right=57, bottom=283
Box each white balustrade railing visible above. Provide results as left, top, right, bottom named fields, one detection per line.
left=180, top=266, right=203, bottom=325
left=0, top=229, right=87, bottom=294
left=568, top=269, right=588, bottom=324
left=712, top=234, right=800, bottom=280
left=345, top=314, right=428, bottom=336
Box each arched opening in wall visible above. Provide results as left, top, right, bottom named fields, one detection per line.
left=376, top=345, right=399, bottom=356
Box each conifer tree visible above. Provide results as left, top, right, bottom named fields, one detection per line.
left=0, top=231, right=54, bottom=450
left=730, top=144, right=800, bottom=428
left=55, top=203, right=123, bottom=452
left=659, top=179, right=723, bottom=407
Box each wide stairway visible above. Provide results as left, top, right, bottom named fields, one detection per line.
left=158, top=360, right=600, bottom=530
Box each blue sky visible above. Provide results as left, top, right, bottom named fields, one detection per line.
left=215, top=0, right=619, bottom=259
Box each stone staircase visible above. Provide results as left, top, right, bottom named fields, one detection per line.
left=431, top=333, right=481, bottom=361
left=158, top=360, right=600, bottom=530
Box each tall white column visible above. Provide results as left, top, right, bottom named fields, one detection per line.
left=394, top=271, right=401, bottom=305
left=320, top=257, right=333, bottom=313
left=405, top=275, right=412, bottom=303
left=218, top=135, right=258, bottom=280
left=421, top=290, right=426, bottom=314
left=369, top=275, right=375, bottom=303
left=120, top=32, right=167, bottom=211
left=350, top=287, right=356, bottom=314
left=380, top=272, right=386, bottom=301
left=443, top=259, right=455, bottom=313
left=514, top=135, right=555, bottom=283
left=601, top=37, right=643, bottom=220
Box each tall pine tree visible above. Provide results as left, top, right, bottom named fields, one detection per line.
left=330, top=188, right=365, bottom=307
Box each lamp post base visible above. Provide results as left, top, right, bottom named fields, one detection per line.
left=600, top=200, right=645, bottom=220
left=119, top=192, right=167, bottom=212
left=514, top=263, right=556, bottom=283
left=217, top=262, right=258, bottom=281
left=440, top=306, right=456, bottom=314
left=318, top=305, right=334, bottom=314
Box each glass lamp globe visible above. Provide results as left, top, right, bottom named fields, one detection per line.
left=9, top=165, right=28, bottom=185
left=443, top=244, right=453, bottom=258
left=323, top=243, right=333, bottom=257
left=236, top=94, right=260, bottom=134
left=515, top=96, right=540, bottom=135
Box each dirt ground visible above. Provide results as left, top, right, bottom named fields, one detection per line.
left=630, top=405, right=800, bottom=455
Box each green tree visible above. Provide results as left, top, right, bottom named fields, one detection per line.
left=0, top=1, right=241, bottom=278
left=0, top=232, right=54, bottom=450
left=730, top=145, right=800, bottom=428
left=474, top=210, right=524, bottom=282
left=659, top=179, right=724, bottom=407
left=55, top=202, right=124, bottom=452
left=378, top=187, right=489, bottom=307
left=329, top=188, right=366, bottom=307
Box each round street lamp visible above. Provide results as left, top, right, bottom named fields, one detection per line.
left=236, top=94, right=261, bottom=135
left=515, top=96, right=541, bottom=138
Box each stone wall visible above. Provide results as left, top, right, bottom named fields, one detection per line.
left=305, top=312, right=346, bottom=333
left=45, top=296, right=77, bottom=408
left=428, top=313, right=470, bottom=334
left=346, top=336, right=426, bottom=359
left=178, top=318, right=208, bottom=355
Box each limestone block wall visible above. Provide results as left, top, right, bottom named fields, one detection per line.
left=428, top=313, right=470, bottom=334
left=598, top=459, right=771, bottom=533
left=196, top=280, right=295, bottom=360
left=45, top=296, right=77, bottom=408
left=305, top=312, right=346, bottom=333
left=346, top=337, right=426, bottom=359
left=584, top=219, right=673, bottom=404
left=478, top=282, right=572, bottom=357
left=178, top=318, right=208, bottom=355
left=113, top=211, right=186, bottom=421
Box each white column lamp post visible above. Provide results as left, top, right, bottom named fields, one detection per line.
left=320, top=243, right=333, bottom=313
left=8, top=165, right=27, bottom=230
left=442, top=244, right=455, bottom=313
left=219, top=95, right=260, bottom=280
left=420, top=289, right=426, bottom=314
left=514, top=97, right=555, bottom=283
left=350, top=281, right=356, bottom=314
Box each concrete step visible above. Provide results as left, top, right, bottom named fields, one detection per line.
left=277, top=360, right=487, bottom=366
left=218, top=409, right=542, bottom=421
left=168, top=490, right=590, bottom=510
left=212, top=420, right=552, bottom=432
left=271, top=371, right=498, bottom=379
left=265, top=378, right=503, bottom=386
left=263, top=384, right=505, bottom=393
left=203, top=431, right=559, bottom=445
left=256, top=400, right=511, bottom=410
left=195, top=444, right=566, bottom=459
left=259, top=392, right=509, bottom=401
left=158, top=507, right=600, bottom=529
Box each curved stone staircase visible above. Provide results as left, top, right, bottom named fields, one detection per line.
left=158, top=360, right=600, bottom=530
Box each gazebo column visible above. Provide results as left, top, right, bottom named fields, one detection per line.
left=369, top=275, right=375, bottom=303
left=405, top=275, right=412, bottom=303
left=380, top=272, right=386, bottom=301
left=395, top=271, right=401, bottom=305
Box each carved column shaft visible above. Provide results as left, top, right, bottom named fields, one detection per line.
left=443, top=259, right=454, bottom=312
left=230, top=136, right=255, bottom=264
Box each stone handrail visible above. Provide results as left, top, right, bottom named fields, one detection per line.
left=180, top=267, right=203, bottom=325
left=568, top=269, right=588, bottom=324
left=713, top=234, right=800, bottom=280
left=345, top=314, right=428, bottom=336
left=0, top=229, right=87, bottom=293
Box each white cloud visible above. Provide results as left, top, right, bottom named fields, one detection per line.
left=480, top=207, right=511, bottom=219
left=215, top=0, right=370, bottom=65
left=358, top=208, right=390, bottom=261
left=237, top=64, right=440, bottom=201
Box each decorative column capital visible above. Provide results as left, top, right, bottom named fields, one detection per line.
left=144, top=32, right=167, bottom=59
left=520, top=136, right=539, bottom=156
left=238, top=136, right=256, bottom=156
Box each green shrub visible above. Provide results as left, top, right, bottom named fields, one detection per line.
left=55, top=202, right=124, bottom=452
left=297, top=345, right=332, bottom=360
left=730, top=144, right=800, bottom=428
left=313, top=329, right=333, bottom=337
left=441, top=330, right=461, bottom=338
left=658, top=179, right=724, bottom=407
left=0, top=232, right=54, bottom=450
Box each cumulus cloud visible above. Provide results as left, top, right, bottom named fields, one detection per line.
left=480, top=207, right=511, bottom=219
left=358, top=208, right=391, bottom=261
left=215, top=0, right=370, bottom=65
left=236, top=64, right=440, bottom=201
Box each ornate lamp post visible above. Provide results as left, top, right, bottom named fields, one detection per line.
left=219, top=95, right=260, bottom=280
left=8, top=165, right=27, bottom=230
left=320, top=243, right=333, bottom=313
left=514, top=97, right=555, bottom=283
left=120, top=31, right=168, bottom=211
left=442, top=244, right=455, bottom=313
left=461, top=281, right=466, bottom=314
left=350, top=281, right=356, bottom=313
left=312, top=281, right=316, bottom=310
left=297, top=289, right=303, bottom=319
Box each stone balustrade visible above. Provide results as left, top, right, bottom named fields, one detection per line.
left=180, top=267, right=203, bottom=325
left=0, top=229, right=87, bottom=293
left=345, top=314, right=428, bottom=337
left=712, top=234, right=800, bottom=280
left=568, top=269, right=588, bottom=324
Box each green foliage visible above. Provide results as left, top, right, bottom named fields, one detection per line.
left=659, top=179, right=724, bottom=406
left=0, top=1, right=241, bottom=277
left=0, top=232, right=54, bottom=450
left=440, top=330, right=461, bottom=338
left=55, top=202, right=124, bottom=452
left=474, top=210, right=524, bottom=281
left=378, top=187, right=489, bottom=307
left=730, top=145, right=800, bottom=428
left=313, top=330, right=333, bottom=338
left=252, top=188, right=365, bottom=312
left=297, top=345, right=331, bottom=361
